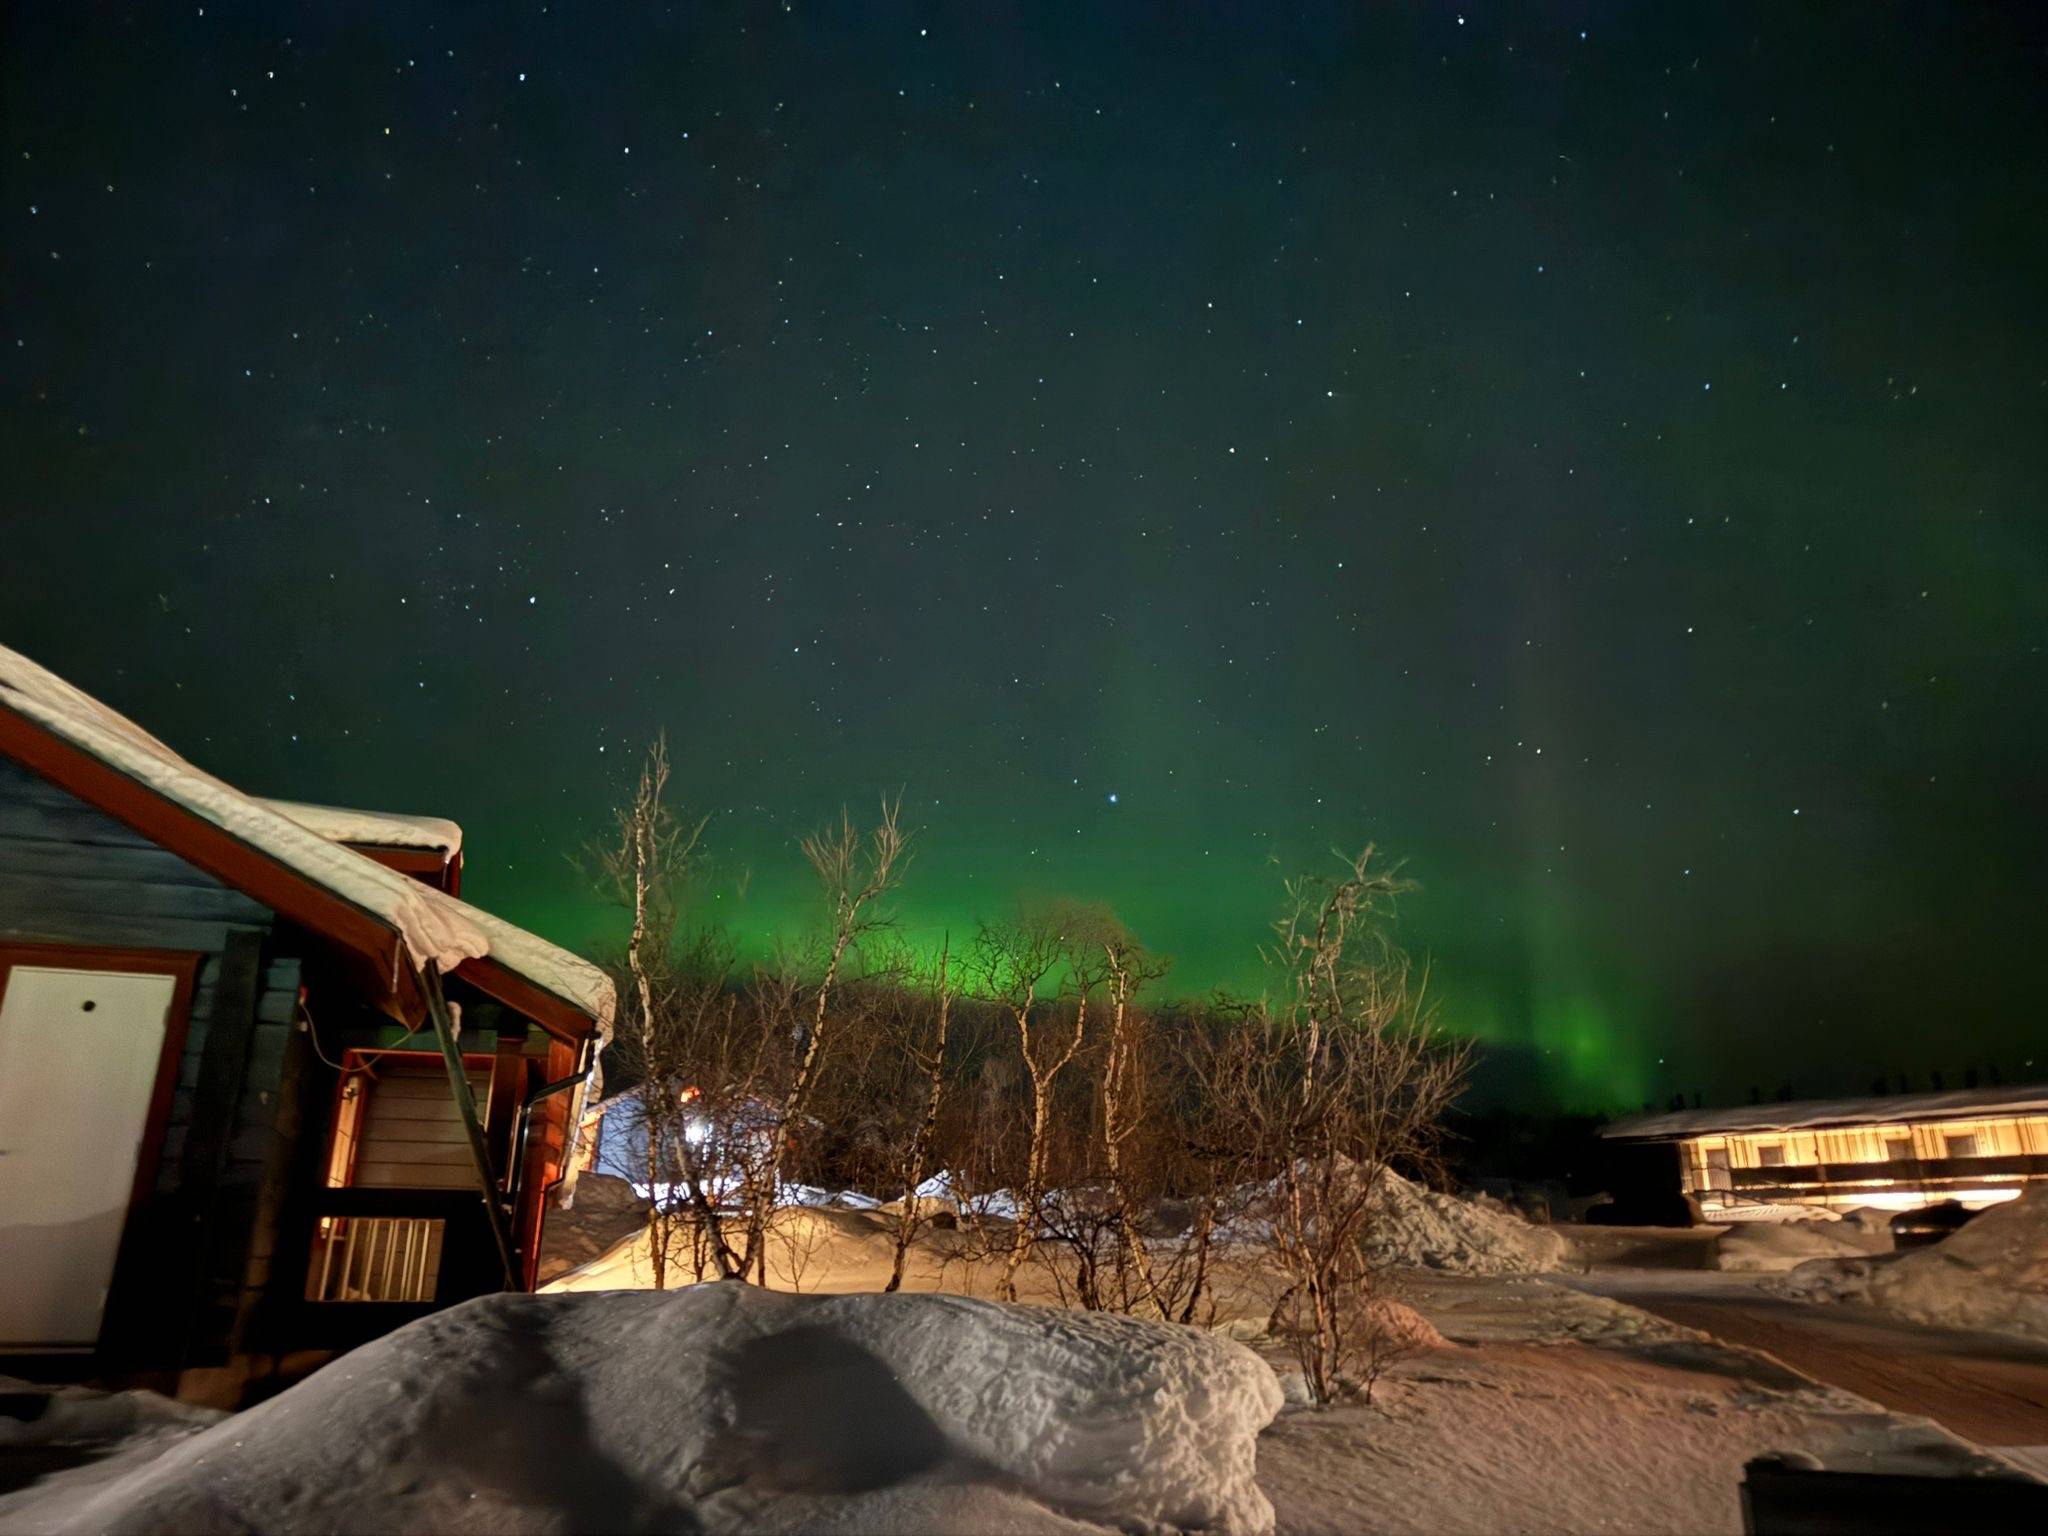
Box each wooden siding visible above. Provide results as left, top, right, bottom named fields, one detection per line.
left=1681, top=1114, right=2048, bottom=1212
left=349, top=1062, right=492, bottom=1190
left=0, top=758, right=272, bottom=949
left=0, top=755, right=302, bottom=1362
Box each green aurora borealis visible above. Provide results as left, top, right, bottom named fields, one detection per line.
left=6, top=4, right=2044, bottom=1111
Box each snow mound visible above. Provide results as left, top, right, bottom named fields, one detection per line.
left=1716, top=1210, right=1893, bottom=1273
left=1781, top=1188, right=2048, bottom=1342
left=1867, top=1188, right=2048, bottom=1341
left=26, top=1287, right=1283, bottom=1536
left=1364, top=1171, right=1573, bottom=1275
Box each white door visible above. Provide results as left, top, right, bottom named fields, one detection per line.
left=0, top=965, right=178, bottom=1347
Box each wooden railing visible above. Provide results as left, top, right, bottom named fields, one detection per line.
left=299, top=1187, right=504, bottom=1308
left=307, top=1214, right=443, bottom=1302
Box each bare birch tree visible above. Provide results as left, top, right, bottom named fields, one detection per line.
left=975, top=905, right=1103, bottom=1302
left=591, top=737, right=730, bottom=1285
left=740, top=796, right=909, bottom=1278
left=646, top=936, right=757, bottom=1282
left=1220, top=847, right=1468, bottom=1405
left=1098, top=932, right=1171, bottom=1312
left=875, top=939, right=957, bottom=1291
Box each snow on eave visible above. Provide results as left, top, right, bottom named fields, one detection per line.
left=261, top=798, right=463, bottom=859
left=0, top=643, right=611, bottom=1040
left=442, top=896, right=614, bottom=1037
left=1603, top=1082, right=2048, bottom=1141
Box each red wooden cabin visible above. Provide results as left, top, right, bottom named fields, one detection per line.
left=0, top=646, right=612, bottom=1401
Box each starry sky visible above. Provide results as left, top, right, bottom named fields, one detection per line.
left=5, top=3, right=2045, bottom=1112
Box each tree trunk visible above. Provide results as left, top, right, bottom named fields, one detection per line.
left=1100, top=988, right=1163, bottom=1316
left=887, top=1039, right=947, bottom=1293
left=1176, top=1199, right=1216, bottom=1325
left=1002, top=1079, right=1050, bottom=1302
left=641, top=1096, right=666, bottom=1291
left=627, top=803, right=668, bottom=1293
left=746, top=928, right=854, bottom=1273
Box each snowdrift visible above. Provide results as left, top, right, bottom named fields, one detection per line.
left=0, top=1379, right=221, bottom=1452
left=1362, top=1171, right=1573, bottom=1275
left=1782, top=1186, right=2048, bottom=1342
left=16, top=1287, right=1283, bottom=1536
left=1714, top=1209, right=1893, bottom=1273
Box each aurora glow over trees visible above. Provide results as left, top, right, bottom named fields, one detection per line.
left=5, top=4, right=2043, bottom=1111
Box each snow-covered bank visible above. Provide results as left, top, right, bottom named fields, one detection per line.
left=534, top=1172, right=648, bottom=1284
left=0, top=1288, right=1282, bottom=1536
left=1782, top=1186, right=2048, bottom=1342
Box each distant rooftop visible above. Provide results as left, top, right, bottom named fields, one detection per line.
left=1603, top=1082, right=2048, bottom=1141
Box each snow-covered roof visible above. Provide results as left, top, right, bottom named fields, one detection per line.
left=1604, top=1082, right=2048, bottom=1141
left=260, top=798, right=462, bottom=858
left=0, top=643, right=610, bottom=1035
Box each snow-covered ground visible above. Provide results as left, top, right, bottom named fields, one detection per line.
left=1256, top=1283, right=2019, bottom=1536
left=5, top=1273, right=2029, bottom=1536
left=10, top=1180, right=2042, bottom=1534
left=0, top=1382, right=223, bottom=1533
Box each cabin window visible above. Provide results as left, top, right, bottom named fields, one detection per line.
left=1884, top=1135, right=1915, bottom=1162
left=1755, top=1143, right=1786, bottom=1167
left=1944, top=1131, right=1981, bottom=1160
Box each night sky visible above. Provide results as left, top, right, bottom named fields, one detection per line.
left=5, top=3, right=2044, bottom=1112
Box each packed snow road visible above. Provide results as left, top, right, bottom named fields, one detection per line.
left=1561, top=1268, right=2048, bottom=1450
